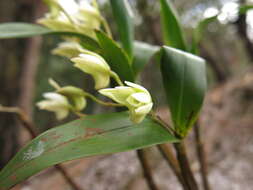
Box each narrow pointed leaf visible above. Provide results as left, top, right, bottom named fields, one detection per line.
left=0, top=23, right=100, bottom=52
left=239, top=5, right=253, bottom=14
left=110, top=0, right=134, bottom=59
left=0, top=112, right=178, bottom=189
left=160, top=46, right=207, bottom=137
left=159, top=0, right=186, bottom=50
left=191, top=15, right=218, bottom=54
left=96, top=31, right=134, bottom=82
left=132, top=41, right=159, bottom=76
left=0, top=23, right=51, bottom=38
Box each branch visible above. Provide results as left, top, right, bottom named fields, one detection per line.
left=174, top=142, right=199, bottom=190
left=137, top=149, right=160, bottom=190
left=194, top=122, right=211, bottom=190
left=157, top=144, right=188, bottom=189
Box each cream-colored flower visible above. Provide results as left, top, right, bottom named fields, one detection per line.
left=99, top=81, right=153, bottom=123
left=52, top=41, right=84, bottom=58
left=37, top=92, right=70, bottom=120
left=38, top=0, right=102, bottom=38
left=57, top=86, right=87, bottom=111
left=71, top=52, right=111, bottom=89
left=37, top=79, right=87, bottom=120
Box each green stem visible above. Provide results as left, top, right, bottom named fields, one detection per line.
left=83, top=91, right=123, bottom=107
left=149, top=111, right=175, bottom=134
left=110, top=71, right=124, bottom=86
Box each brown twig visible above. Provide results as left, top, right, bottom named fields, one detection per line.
left=174, top=142, right=199, bottom=190
left=0, top=105, right=84, bottom=190
left=194, top=122, right=211, bottom=190
left=157, top=144, right=188, bottom=189
left=137, top=149, right=160, bottom=190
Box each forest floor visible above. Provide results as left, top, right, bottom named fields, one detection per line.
left=15, top=73, right=253, bottom=190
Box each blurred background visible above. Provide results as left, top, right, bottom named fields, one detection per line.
left=0, top=0, right=253, bottom=189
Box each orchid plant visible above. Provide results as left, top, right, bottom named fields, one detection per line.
left=0, top=0, right=210, bottom=190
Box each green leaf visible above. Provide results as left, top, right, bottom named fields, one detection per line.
left=191, top=15, right=218, bottom=54
left=132, top=41, right=159, bottom=76
left=0, top=23, right=51, bottom=38
left=0, top=112, right=178, bottom=189
left=96, top=30, right=134, bottom=82
left=159, top=0, right=186, bottom=50
left=239, top=4, right=253, bottom=14
left=160, top=46, right=207, bottom=137
left=0, top=23, right=100, bottom=52
left=110, top=0, right=134, bottom=59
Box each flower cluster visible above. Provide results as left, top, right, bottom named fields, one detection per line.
left=37, top=0, right=153, bottom=123
left=38, top=0, right=102, bottom=38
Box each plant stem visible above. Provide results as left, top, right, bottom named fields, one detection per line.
left=174, top=142, right=199, bottom=190
left=149, top=112, right=175, bottom=134
left=157, top=144, right=188, bottom=189
left=194, top=122, right=211, bottom=190
left=137, top=149, right=160, bottom=190
left=110, top=71, right=124, bottom=86
left=0, top=106, right=84, bottom=190
left=83, top=92, right=123, bottom=107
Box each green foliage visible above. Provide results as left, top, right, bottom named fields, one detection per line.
left=0, top=1, right=209, bottom=188
left=191, top=15, right=218, bottom=54
left=96, top=31, right=134, bottom=82
left=0, top=23, right=100, bottom=52
left=110, top=0, right=134, bottom=59
left=132, top=41, right=159, bottom=77
left=160, top=46, right=207, bottom=137
left=239, top=4, right=253, bottom=14
left=0, top=112, right=178, bottom=189
left=0, top=23, right=51, bottom=38
left=159, top=0, right=186, bottom=51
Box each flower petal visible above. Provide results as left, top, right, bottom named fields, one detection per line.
left=125, top=81, right=149, bottom=93
left=131, top=92, right=151, bottom=104
left=99, top=87, right=134, bottom=104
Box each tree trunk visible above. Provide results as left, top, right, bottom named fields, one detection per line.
left=0, top=0, right=44, bottom=169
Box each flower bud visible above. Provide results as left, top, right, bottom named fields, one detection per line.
left=71, top=52, right=111, bottom=89
left=52, top=42, right=84, bottom=58
left=99, top=81, right=153, bottom=123
left=57, top=86, right=86, bottom=111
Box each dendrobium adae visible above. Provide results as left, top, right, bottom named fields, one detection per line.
left=38, top=0, right=102, bottom=38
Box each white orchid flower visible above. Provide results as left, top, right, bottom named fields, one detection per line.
left=38, top=0, right=102, bottom=38
left=99, top=81, right=153, bottom=123
left=37, top=79, right=87, bottom=120
left=71, top=52, right=111, bottom=89
left=37, top=92, right=70, bottom=120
